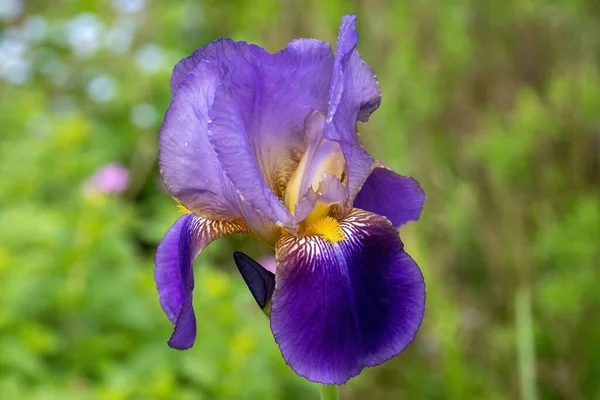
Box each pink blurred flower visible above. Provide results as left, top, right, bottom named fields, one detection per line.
left=258, top=256, right=276, bottom=274
left=84, top=163, right=129, bottom=195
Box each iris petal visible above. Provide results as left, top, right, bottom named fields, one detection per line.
left=161, top=20, right=382, bottom=231
left=154, top=214, right=248, bottom=349
left=166, top=39, right=334, bottom=229
left=323, top=15, right=382, bottom=200
left=159, top=63, right=239, bottom=221
left=354, top=163, right=426, bottom=228
left=170, top=39, right=265, bottom=96
left=284, top=110, right=347, bottom=222
left=209, top=81, right=302, bottom=230
left=271, top=209, right=425, bottom=384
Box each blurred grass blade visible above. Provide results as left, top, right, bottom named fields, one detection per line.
left=516, top=285, right=537, bottom=400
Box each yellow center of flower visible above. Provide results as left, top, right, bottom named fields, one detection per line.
left=177, top=202, right=192, bottom=214
left=284, top=145, right=344, bottom=216
left=304, top=216, right=345, bottom=244
left=281, top=110, right=348, bottom=236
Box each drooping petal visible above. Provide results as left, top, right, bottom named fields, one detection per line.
left=271, top=209, right=425, bottom=384
left=154, top=214, right=248, bottom=349
left=232, top=252, right=275, bottom=312
left=354, top=163, right=426, bottom=228
left=155, top=215, right=189, bottom=325
left=323, top=15, right=382, bottom=199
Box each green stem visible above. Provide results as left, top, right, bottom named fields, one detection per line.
left=320, top=385, right=339, bottom=400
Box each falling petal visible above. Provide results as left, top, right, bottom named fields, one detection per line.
left=154, top=214, right=248, bottom=349
left=271, top=209, right=425, bottom=384
left=354, top=163, right=426, bottom=227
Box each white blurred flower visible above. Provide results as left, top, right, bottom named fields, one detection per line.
left=65, top=13, right=106, bottom=57
left=130, top=103, right=159, bottom=129
left=87, top=75, right=118, bottom=103
left=135, top=43, right=165, bottom=73
left=0, top=0, right=23, bottom=20
left=104, top=20, right=136, bottom=54
left=40, top=57, right=71, bottom=88
left=22, top=15, right=49, bottom=42
left=111, top=0, right=146, bottom=14
left=0, top=35, right=31, bottom=84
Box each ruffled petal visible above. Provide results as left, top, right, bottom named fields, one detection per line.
left=170, top=39, right=265, bottom=95
left=159, top=63, right=239, bottom=221
left=161, top=17, right=379, bottom=231
left=271, top=209, right=425, bottom=384
left=247, top=40, right=334, bottom=196
left=323, top=15, right=382, bottom=199
left=154, top=214, right=248, bottom=349
left=168, top=39, right=334, bottom=226
left=354, top=163, right=426, bottom=228
left=208, top=82, right=297, bottom=229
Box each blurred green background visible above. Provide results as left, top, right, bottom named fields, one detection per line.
left=1, top=0, right=599, bottom=399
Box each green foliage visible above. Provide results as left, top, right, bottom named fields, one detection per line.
left=1, top=0, right=599, bottom=398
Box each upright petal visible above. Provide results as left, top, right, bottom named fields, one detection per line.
left=159, top=62, right=239, bottom=221
left=169, top=39, right=334, bottom=215
left=284, top=110, right=348, bottom=223
left=154, top=214, right=248, bottom=349
left=323, top=15, right=382, bottom=199
left=170, top=39, right=265, bottom=95
left=354, top=164, right=426, bottom=227
left=244, top=40, right=334, bottom=197
left=208, top=82, right=297, bottom=229
left=293, top=173, right=348, bottom=224
left=271, top=209, right=425, bottom=384
left=327, top=15, right=381, bottom=124
left=161, top=48, right=296, bottom=238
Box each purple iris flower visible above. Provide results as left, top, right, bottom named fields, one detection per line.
left=155, top=15, right=426, bottom=385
